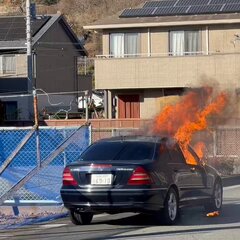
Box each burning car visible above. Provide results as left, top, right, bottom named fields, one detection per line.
left=60, top=136, right=223, bottom=225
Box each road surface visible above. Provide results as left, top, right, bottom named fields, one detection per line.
left=0, top=185, right=240, bottom=240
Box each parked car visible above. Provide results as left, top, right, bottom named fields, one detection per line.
left=60, top=136, right=222, bottom=225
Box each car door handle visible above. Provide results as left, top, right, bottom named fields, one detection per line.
left=173, top=169, right=179, bottom=173
left=190, top=167, right=196, bottom=173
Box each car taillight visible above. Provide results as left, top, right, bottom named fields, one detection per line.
left=62, top=167, right=78, bottom=186
left=128, top=167, right=152, bottom=185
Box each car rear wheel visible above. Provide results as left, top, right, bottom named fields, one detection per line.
left=162, top=188, right=179, bottom=225
left=205, top=180, right=223, bottom=212
left=69, top=210, right=93, bottom=225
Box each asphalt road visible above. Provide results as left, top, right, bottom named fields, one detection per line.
left=1, top=185, right=240, bottom=240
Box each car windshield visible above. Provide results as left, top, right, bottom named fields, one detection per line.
left=80, top=141, right=156, bottom=161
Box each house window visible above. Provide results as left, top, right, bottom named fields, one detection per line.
left=110, top=33, right=140, bottom=58
left=169, top=30, right=201, bottom=56
left=0, top=55, right=16, bottom=74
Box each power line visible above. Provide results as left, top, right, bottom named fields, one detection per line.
left=0, top=90, right=88, bottom=99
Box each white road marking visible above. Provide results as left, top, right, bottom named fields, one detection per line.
left=39, top=223, right=67, bottom=229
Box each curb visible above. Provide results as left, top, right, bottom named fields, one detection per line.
left=0, top=212, right=68, bottom=230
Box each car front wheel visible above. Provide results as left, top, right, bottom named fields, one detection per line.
left=205, top=180, right=223, bottom=212
left=69, top=210, right=93, bottom=225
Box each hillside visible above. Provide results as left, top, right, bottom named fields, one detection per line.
left=0, top=0, right=147, bottom=56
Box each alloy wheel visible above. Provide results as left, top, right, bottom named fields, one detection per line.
left=214, top=182, right=222, bottom=209
left=168, top=192, right=177, bottom=221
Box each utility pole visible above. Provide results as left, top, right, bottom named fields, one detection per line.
left=85, top=90, right=89, bottom=122
left=26, top=0, right=38, bottom=127
left=26, top=0, right=40, bottom=167
left=26, top=0, right=32, bottom=91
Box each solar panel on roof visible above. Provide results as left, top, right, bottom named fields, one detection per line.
left=187, top=4, right=222, bottom=14
left=120, top=8, right=155, bottom=17
left=210, top=0, right=240, bottom=4
left=120, top=0, right=240, bottom=18
left=154, top=6, right=189, bottom=16
left=223, top=3, right=240, bottom=12
left=177, top=0, right=210, bottom=6
left=143, top=0, right=177, bottom=8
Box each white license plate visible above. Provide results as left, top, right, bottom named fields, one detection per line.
left=91, top=174, right=112, bottom=185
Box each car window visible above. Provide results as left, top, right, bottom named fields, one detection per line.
left=80, top=142, right=125, bottom=161
left=80, top=141, right=155, bottom=161
left=168, top=144, right=186, bottom=164
left=117, top=142, right=155, bottom=161
left=188, top=146, right=201, bottom=165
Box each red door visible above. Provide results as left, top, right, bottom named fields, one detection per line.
left=118, top=95, right=140, bottom=118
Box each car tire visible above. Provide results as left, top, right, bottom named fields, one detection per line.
left=69, top=210, right=93, bottom=225
left=162, top=188, right=179, bottom=225
left=204, top=180, right=223, bottom=212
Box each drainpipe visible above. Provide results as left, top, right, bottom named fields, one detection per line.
left=104, top=90, right=108, bottom=119
left=206, top=26, right=209, bottom=55
left=148, top=28, right=151, bottom=57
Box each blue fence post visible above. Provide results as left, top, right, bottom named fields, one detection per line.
left=12, top=196, right=20, bottom=216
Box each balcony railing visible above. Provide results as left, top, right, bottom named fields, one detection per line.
left=96, top=50, right=240, bottom=59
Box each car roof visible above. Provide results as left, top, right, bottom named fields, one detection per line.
left=97, top=135, right=176, bottom=144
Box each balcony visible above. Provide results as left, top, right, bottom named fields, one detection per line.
left=95, top=52, right=240, bottom=90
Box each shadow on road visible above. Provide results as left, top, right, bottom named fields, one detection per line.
left=94, top=203, right=240, bottom=227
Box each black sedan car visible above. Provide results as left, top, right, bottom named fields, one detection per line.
left=60, top=136, right=222, bottom=225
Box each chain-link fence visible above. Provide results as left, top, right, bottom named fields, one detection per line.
left=91, top=128, right=139, bottom=143
left=0, top=125, right=90, bottom=205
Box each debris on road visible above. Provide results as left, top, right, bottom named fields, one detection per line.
left=206, top=211, right=220, bottom=217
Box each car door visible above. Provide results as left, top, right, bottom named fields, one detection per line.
left=167, top=144, right=208, bottom=203
left=182, top=146, right=210, bottom=200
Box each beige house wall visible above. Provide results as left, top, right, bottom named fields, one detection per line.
left=98, top=23, right=240, bottom=119
left=141, top=90, right=181, bottom=119
left=150, top=28, right=168, bottom=54
left=209, top=23, right=240, bottom=53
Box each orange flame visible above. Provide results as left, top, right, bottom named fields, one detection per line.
left=153, top=87, right=228, bottom=165
left=194, top=142, right=206, bottom=165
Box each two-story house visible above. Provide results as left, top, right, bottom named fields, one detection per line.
left=0, top=13, right=87, bottom=121
left=84, top=0, right=240, bottom=119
